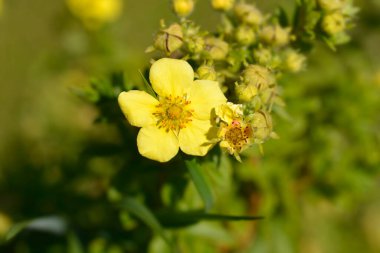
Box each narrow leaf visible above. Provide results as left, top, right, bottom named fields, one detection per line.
left=157, top=209, right=263, bottom=228
left=185, top=159, right=214, bottom=211
left=3, top=216, right=67, bottom=242
left=120, top=197, right=171, bottom=245
left=138, top=70, right=157, bottom=98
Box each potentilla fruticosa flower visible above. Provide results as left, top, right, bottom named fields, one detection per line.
left=215, top=102, right=253, bottom=162
left=118, top=58, right=227, bottom=162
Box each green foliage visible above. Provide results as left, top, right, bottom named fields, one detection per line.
left=1, top=0, right=379, bottom=253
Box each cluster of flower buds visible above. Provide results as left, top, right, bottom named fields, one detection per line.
left=145, top=0, right=357, bottom=160
left=317, top=0, right=358, bottom=45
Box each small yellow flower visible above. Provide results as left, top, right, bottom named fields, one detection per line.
left=173, top=0, right=194, bottom=17
left=211, top=0, right=235, bottom=11
left=66, top=0, right=122, bottom=29
left=118, top=58, right=227, bottom=162
left=215, top=103, right=253, bottom=161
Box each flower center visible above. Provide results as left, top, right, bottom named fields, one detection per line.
left=224, top=122, right=252, bottom=151
left=153, top=95, right=193, bottom=133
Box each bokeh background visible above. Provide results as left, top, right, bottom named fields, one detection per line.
left=1, top=0, right=380, bottom=252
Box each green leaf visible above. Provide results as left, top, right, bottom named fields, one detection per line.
left=138, top=70, right=157, bottom=99
left=185, top=159, right=214, bottom=211
left=157, top=210, right=263, bottom=228
left=119, top=197, right=171, bottom=245
left=3, top=221, right=29, bottom=242
left=3, top=216, right=67, bottom=243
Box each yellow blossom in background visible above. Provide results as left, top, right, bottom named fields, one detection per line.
left=172, top=0, right=194, bottom=17
left=215, top=103, right=252, bottom=161
left=211, top=0, right=235, bottom=11
left=0, top=0, right=3, bottom=16
left=66, top=0, right=122, bottom=29
left=118, top=58, right=227, bottom=162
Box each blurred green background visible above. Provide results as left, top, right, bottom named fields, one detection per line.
left=1, top=0, right=380, bottom=252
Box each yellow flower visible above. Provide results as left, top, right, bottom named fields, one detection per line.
left=66, top=0, right=122, bottom=29
left=215, top=103, right=253, bottom=161
left=118, top=58, right=227, bottom=162
left=173, top=0, right=194, bottom=17
left=211, top=0, right=235, bottom=11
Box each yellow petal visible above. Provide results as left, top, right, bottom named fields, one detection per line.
left=215, top=102, right=243, bottom=124
left=149, top=58, right=194, bottom=97
left=178, top=119, right=216, bottom=156
left=118, top=91, right=158, bottom=127
left=137, top=127, right=179, bottom=162
left=188, top=80, right=227, bottom=120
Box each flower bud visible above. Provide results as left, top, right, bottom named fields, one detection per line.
left=204, top=37, right=229, bottom=60
left=187, top=36, right=205, bottom=54
left=211, top=0, right=235, bottom=11
left=234, top=3, right=263, bottom=26
left=154, top=23, right=184, bottom=54
left=235, top=25, right=256, bottom=45
left=251, top=111, right=272, bottom=141
left=235, top=83, right=258, bottom=102
left=260, top=25, right=291, bottom=47
left=253, top=47, right=272, bottom=66
left=172, top=0, right=194, bottom=17
left=322, top=12, right=346, bottom=35
left=318, top=0, right=345, bottom=11
left=67, top=0, right=123, bottom=29
left=283, top=50, right=306, bottom=73
left=197, top=65, right=217, bottom=81
left=242, top=65, right=275, bottom=91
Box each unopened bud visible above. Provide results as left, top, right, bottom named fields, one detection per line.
left=204, top=37, right=229, bottom=60
left=211, top=0, right=235, bottom=11
left=260, top=25, right=291, bottom=47
left=235, top=25, right=256, bottom=45
left=234, top=3, right=263, bottom=26
left=283, top=50, right=306, bottom=73
left=318, top=0, right=345, bottom=11
left=251, top=111, right=272, bottom=141
left=197, top=65, right=217, bottom=81
left=235, top=83, right=258, bottom=102
left=154, top=23, right=183, bottom=54
left=187, top=36, right=205, bottom=54
left=322, top=12, right=346, bottom=35
left=173, top=0, right=194, bottom=17
left=242, top=65, right=275, bottom=90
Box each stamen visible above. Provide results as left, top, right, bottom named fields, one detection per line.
left=153, top=95, right=194, bottom=133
